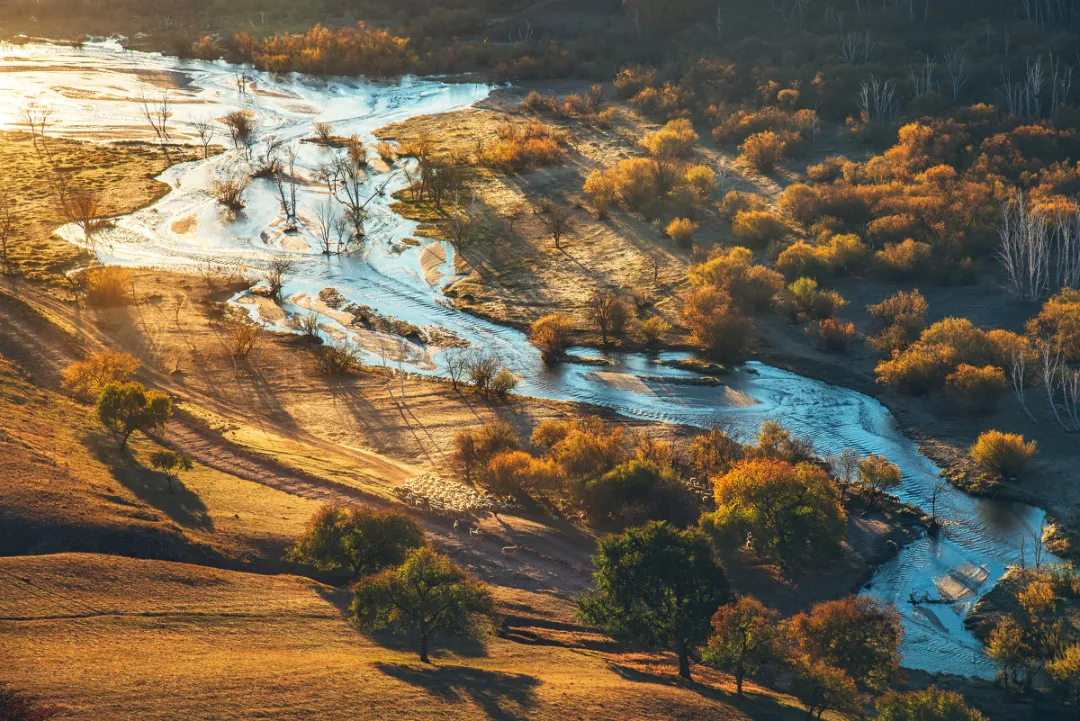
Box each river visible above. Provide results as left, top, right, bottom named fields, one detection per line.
left=0, top=38, right=1055, bottom=679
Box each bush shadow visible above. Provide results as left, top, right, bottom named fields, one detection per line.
left=376, top=662, right=540, bottom=721
left=80, top=427, right=214, bottom=531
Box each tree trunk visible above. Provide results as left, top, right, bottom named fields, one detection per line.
left=678, top=641, right=692, bottom=681
left=735, top=670, right=743, bottom=698
left=419, top=633, right=430, bottom=663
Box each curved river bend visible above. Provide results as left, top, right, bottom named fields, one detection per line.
left=0, top=40, right=1053, bottom=679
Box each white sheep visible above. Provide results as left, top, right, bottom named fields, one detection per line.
left=501, top=546, right=518, bottom=557
left=469, top=526, right=483, bottom=539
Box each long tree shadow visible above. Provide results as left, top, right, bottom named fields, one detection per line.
left=80, top=427, right=214, bottom=530
left=376, top=663, right=540, bottom=721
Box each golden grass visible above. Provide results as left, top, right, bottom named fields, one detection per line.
left=0, top=553, right=815, bottom=721
left=0, top=131, right=202, bottom=281
left=0, top=356, right=320, bottom=564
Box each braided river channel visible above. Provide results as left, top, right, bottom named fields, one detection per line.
left=1, top=38, right=1056, bottom=679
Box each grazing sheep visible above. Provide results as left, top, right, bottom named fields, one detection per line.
left=501, top=546, right=518, bottom=557
left=453, top=519, right=462, bottom=531
left=469, top=526, right=483, bottom=538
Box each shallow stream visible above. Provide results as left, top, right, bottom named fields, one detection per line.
left=0, top=39, right=1055, bottom=679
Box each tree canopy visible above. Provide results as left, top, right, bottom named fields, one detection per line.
left=95, top=381, right=172, bottom=450
left=352, top=547, right=496, bottom=663
left=577, top=521, right=731, bottom=680
left=287, top=504, right=426, bottom=579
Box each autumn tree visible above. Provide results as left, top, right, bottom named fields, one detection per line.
left=149, top=450, right=193, bottom=494
left=530, top=313, right=574, bottom=362
left=681, top=285, right=755, bottom=362
left=578, top=521, right=731, bottom=681
left=875, top=686, right=986, bottom=721
left=95, top=382, right=172, bottom=450
left=62, top=350, right=140, bottom=399
left=855, top=454, right=902, bottom=508
left=987, top=574, right=1063, bottom=692
left=1048, top=643, right=1080, bottom=707
left=787, top=653, right=859, bottom=721
left=352, top=547, right=496, bottom=663
left=452, top=421, right=520, bottom=481
left=287, top=504, right=426, bottom=579
left=589, top=288, right=630, bottom=345
left=703, top=458, right=846, bottom=565
left=702, top=596, right=780, bottom=698
left=785, top=596, right=903, bottom=694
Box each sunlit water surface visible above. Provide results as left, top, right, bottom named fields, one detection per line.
left=0, top=39, right=1055, bottom=679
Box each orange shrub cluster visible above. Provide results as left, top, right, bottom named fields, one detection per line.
left=688, top=246, right=783, bottom=313
left=482, top=122, right=566, bottom=173
left=875, top=317, right=1006, bottom=395
left=230, top=23, right=415, bottom=76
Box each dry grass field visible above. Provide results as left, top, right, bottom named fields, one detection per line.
left=0, top=553, right=819, bottom=721
left=0, top=131, right=202, bottom=282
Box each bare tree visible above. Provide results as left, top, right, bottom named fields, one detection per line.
left=447, top=191, right=484, bottom=248
left=909, top=54, right=936, bottom=97
left=191, top=117, right=216, bottom=159
left=326, top=150, right=384, bottom=246
left=1009, top=348, right=1037, bottom=423
left=273, top=142, right=300, bottom=231
left=540, top=204, right=573, bottom=249
left=998, top=192, right=1050, bottom=301
left=589, top=288, right=630, bottom=345
left=442, top=348, right=467, bottom=391
left=645, top=247, right=664, bottom=285
left=857, top=76, right=899, bottom=124
left=140, top=90, right=172, bottom=163
left=63, top=188, right=101, bottom=249
left=1039, top=341, right=1080, bottom=431
left=943, top=46, right=968, bottom=104
left=264, top=259, right=296, bottom=302
left=222, top=111, right=257, bottom=158
left=0, top=188, right=16, bottom=274
left=313, top=200, right=339, bottom=255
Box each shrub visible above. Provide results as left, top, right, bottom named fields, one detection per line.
left=226, top=315, right=260, bottom=359
left=969, top=430, right=1037, bottom=478
left=718, top=190, right=768, bottom=219
left=819, top=233, right=870, bottom=274
left=776, top=242, right=829, bottom=279
left=313, top=342, right=361, bottom=375
left=485, top=450, right=556, bottom=495
left=210, top=176, right=250, bottom=209
left=589, top=289, right=631, bottom=345
left=703, top=457, right=846, bottom=563
left=688, top=246, right=783, bottom=312
left=608, top=157, right=660, bottom=209
left=374, top=141, right=396, bottom=164
left=751, top=420, right=815, bottom=464
left=868, top=289, right=929, bottom=329
left=1027, top=288, right=1080, bottom=361
left=640, top=118, right=698, bottom=158
left=483, top=122, right=565, bottom=172
left=786, top=277, right=845, bottom=320
left=0, top=683, right=62, bottom=721
left=876, top=687, right=987, bottom=721
left=490, top=367, right=518, bottom=398
left=582, top=460, right=697, bottom=527
left=452, top=421, right=520, bottom=481
left=946, top=364, right=1007, bottom=414
left=740, top=131, right=784, bottom=173
left=731, top=210, right=787, bottom=246
left=62, top=350, right=140, bottom=399
left=681, top=285, right=755, bottom=362
left=814, top=318, right=856, bottom=351
left=875, top=239, right=932, bottom=278
left=666, top=217, right=698, bottom=247
left=684, top=165, right=715, bottom=197
left=533, top=416, right=627, bottom=480
left=583, top=170, right=617, bottom=217
left=521, top=90, right=549, bottom=113
left=464, top=351, right=501, bottom=391
left=83, top=266, right=133, bottom=307
left=876, top=343, right=958, bottom=394
left=530, top=313, right=574, bottom=362
left=637, top=316, right=672, bottom=346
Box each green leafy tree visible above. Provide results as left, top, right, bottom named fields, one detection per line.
left=287, top=505, right=426, bottom=579
left=95, top=381, right=172, bottom=450
left=702, top=596, right=780, bottom=698
left=875, top=686, right=987, bottom=721
left=352, top=547, right=496, bottom=662
left=784, top=596, right=903, bottom=693
left=577, top=521, right=731, bottom=680
left=149, top=450, right=193, bottom=493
